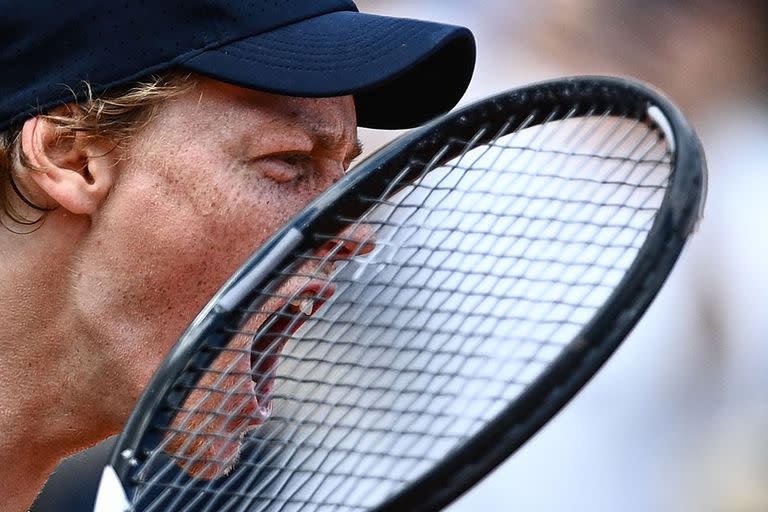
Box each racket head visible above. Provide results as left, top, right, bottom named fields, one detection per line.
left=101, top=76, right=706, bottom=512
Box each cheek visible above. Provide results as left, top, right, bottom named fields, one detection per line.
left=76, top=151, right=315, bottom=364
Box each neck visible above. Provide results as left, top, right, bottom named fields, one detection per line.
left=0, top=319, right=74, bottom=511
left=0, top=437, right=57, bottom=512
left=0, top=220, right=115, bottom=511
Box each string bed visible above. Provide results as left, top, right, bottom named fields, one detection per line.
left=129, top=107, right=673, bottom=512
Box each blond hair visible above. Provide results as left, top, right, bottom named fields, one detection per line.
left=0, top=72, right=195, bottom=231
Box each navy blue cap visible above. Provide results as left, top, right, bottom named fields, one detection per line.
left=0, top=0, right=476, bottom=131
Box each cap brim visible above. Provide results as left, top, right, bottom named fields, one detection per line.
left=181, top=11, right=476, bottom=129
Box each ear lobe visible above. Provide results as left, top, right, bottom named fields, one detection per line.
left=21, top=115, right=116, bottom=215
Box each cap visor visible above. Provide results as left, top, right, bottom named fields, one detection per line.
left=181, top=11, right=476, bottom=129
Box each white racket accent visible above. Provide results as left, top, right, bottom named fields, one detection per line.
left=93, top=465, right=130, bottom=512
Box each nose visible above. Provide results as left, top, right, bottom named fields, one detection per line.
left=317, top=223, right=376, bottom=260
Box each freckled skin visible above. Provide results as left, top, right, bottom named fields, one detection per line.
left=79, top=79, right=360, bottom=422
left=0, top=77, right=363, bottom=510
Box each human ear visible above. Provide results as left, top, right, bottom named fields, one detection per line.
left=20, top=114, right=116, bottom=215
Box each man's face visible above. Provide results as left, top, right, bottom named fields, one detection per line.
left=73, top=78, right=361, bottom=424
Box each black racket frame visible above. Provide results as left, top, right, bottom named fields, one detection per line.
left=108, top=76, right=706, bottom=511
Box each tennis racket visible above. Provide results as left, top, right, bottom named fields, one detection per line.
left=94, top=76, right=706, bottom=512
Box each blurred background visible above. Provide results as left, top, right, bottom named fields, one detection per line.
left=33, top=1, right=768, bottom=510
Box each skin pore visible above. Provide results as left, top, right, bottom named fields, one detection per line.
left=0, top=77, right=364, bottom=511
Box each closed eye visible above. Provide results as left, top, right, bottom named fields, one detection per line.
left=279, top=152, right=312, bottom=166
left=259, top=152, right=313, bottom=184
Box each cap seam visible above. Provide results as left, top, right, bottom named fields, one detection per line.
left=217, top=25, right=426, bottom=70
left=251, top=17, right=412, bottom=46
left=241, top=20, right=413, bottom=49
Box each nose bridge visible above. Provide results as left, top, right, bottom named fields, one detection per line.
left=298, top=95, right=356, bottom=156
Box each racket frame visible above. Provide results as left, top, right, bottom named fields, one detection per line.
left=101, top=76, right=706, bottom=511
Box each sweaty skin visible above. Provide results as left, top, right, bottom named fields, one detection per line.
left=0, top=77, right=366, bottom=511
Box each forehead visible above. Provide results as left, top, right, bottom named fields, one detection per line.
left=195, top=78, right=358, bottom=137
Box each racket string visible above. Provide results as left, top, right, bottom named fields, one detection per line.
left=129, top=107, right=676, bottom=511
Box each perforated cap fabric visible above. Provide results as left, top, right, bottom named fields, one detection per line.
left=0, top=0, right=476, bottom=130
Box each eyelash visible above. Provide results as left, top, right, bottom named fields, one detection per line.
left=345, top=156, right=360, bottom=172
left=280, top=153, right=312, bottom=168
